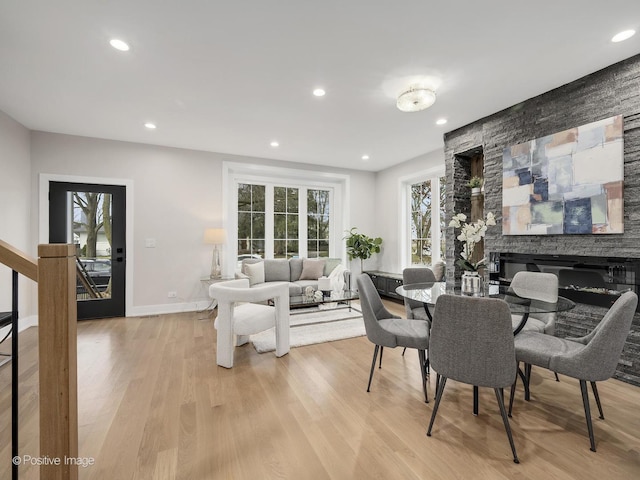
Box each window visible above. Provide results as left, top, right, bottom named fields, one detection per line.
left=237, top=183, right=266, bottom=259
left=274, top=186, right=299, bottom=258
left=236, top=183, right=332, bottom=260
left=307, top=189, right=330, bottom=258
left=408, top=175, right=446, bottom=266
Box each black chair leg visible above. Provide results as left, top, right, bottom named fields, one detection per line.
left=435, top=373, right=441, bottom=396
left=402, top=347, right=406, bottom=356
left=590, top=381, right=605, bottom=420
left=494, top=388, right=520, bottom=464
left=418, top=349, right=428, bottom=403
left=367, top=345, right=380, bottom=393
left=524, top=363, right=532, bottom=401
left=580, top=379, right=597, bottom=452
left=508, top=364, right=519, bottom=417
left=379, top=346, right=384, bottom=368
left=427, top=376, right=447, bottom=436
left=554, top=372, right=560, bottom=382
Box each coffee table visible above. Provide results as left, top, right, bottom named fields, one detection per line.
left=286, top=290, right=360, bottom=314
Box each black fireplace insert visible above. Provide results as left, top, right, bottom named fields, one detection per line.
left=488, top=252, right=640, bottom=311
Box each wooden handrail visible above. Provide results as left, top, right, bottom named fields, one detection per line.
left=0, top=239, right=37, bottom=281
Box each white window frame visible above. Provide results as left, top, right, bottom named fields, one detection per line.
left=399, top=166, right=445, bottom=269
left=222, top=162, right=350, bottom=277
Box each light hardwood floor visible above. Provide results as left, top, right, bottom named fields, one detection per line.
left=2, top=300, right=640, bottom=479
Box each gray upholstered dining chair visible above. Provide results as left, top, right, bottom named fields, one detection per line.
left=356, top=274, right=430, bottom=403
left=508, top=271, right=558, bottom=334
left=402, top=267, right=436, bottom=323
left=427, top=294, right=519, bottom=463
left=509, top=291, right=637, bottom=452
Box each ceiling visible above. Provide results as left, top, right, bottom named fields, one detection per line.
left=1, top=1, right=639, bottom=172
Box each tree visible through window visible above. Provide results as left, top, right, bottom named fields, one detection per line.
left=410, top=176, right=445, bottom=265
left=274, top=186, right=299, bottom=258
left=307, top=189, right=330, bottom=258
left=237, top=183, right=266, bottom=258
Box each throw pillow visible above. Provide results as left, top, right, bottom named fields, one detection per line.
left=431, top=260, right=445, bottom=282
left=243, top=261, right=265, bottom=286
left=323, top=258, right=342, bottom=276
left=299, top=258, right=326, bottom=280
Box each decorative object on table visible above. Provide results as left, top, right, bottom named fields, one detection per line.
left=304, top=286, right=315, bottom=297
left=502, top=114, right=623, bottom=235
left=203, top=228, right=225, bottom=278
left=344, top=227, right=383, bottom=273
left=313, top=290, right=324, bottom=301
left=317, top=276, right=332, bottom=295
left=460, top=271, right=482, bottom=297
left=467, top=176, right=483, bottom=195
left=449, top=211, right=496, bottom=272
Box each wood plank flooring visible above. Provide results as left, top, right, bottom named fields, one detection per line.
left=1, top=300, right=640, bottom=479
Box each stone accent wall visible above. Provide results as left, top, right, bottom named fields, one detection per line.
left=443, top=53, right=640, bottom=386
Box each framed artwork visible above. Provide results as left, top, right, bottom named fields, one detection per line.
left=502, top=115, right=624, bottom=235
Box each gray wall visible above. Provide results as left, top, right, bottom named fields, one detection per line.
left=444, top=53, right=640, bottom=385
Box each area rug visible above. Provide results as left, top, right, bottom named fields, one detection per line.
left=250, top=307, right=365, bottom=353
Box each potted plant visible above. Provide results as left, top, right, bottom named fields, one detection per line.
left=344, top=227, right=382, bottom=273
left=467, top=176, right=483, bottom=195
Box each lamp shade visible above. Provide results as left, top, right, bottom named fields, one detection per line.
left=203, top=228, right=225, bottom=245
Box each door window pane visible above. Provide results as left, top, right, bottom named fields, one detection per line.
left=307, top=189, right=330, bottom=258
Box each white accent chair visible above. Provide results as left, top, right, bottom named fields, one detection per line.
left=209, top=279, right=290, bottom=368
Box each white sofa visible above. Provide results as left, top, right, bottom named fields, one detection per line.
left=236, top=257, right=351, bottom=297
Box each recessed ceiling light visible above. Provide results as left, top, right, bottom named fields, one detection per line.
left=361, top=155, right=370, bottom=161
left=611, top=30, right=636, bottom=42
left=109, top=39, right=130, bottom=51
left=270, top=141, right=279, bottom=147
left=436, top=118, right=448, bottom=125
left=144, top=122, right=156, bottom=129
left=313, top=88, right=326, bottom=97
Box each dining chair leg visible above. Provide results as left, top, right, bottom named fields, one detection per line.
left=508, top=363, right=519, bottom=417
left=367, top=345, right=380, bottom=393
left=524, top=363, right=532, bottom=401
left=590, top=381, right=605, bottom=420
left=494, top=388, right=520, bottom=464
left=379, top=346, right=384, bottom=368
left=418, top=349, right=428, bottom=403
left=402, top=347, right=406, bottom=356
left=427, top=376, right=447, bottom=436
left=580, top=379, right=597, bottom=452
left=435, top=373, right=441, bottom=396
left=473, top=386, right=479, bottom=416
left=554, top=372, right=560, bottom=382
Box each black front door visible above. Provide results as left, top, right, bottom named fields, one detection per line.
left=49, top=181, right=126, bottom=319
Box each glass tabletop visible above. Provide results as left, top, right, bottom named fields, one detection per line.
left=288, top=289, right=359, bottom=308
left=396, top=282, right=575, bottom=315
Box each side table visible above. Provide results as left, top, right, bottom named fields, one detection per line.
left=199, top=276, right=234, bottom=318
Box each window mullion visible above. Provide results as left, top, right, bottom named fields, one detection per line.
left=299, top=187, right=308, bottom=258
left=265, top=185, right=274, bottom=259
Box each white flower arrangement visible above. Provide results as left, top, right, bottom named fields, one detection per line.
left=449, top=211, right=496, bottom=272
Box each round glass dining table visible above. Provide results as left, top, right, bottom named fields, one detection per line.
left=396, top=281, right=576, bottom=415
left=396, top=281, right=575, bottom=334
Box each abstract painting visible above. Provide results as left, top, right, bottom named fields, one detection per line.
left=502, top=115, right=624, bottom=235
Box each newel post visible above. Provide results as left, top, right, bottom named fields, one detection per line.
left=37, top=244, right=78, bottom=480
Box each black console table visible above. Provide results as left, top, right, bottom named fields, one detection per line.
left=364, top=271, right=404, bottom=300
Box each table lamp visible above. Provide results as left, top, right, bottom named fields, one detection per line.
left=204, top=228, right=225, bottom=278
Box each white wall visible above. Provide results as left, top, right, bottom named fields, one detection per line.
left=374, top=149, right=445, bottom=273
left=30, top=131, right=376, bottom=315
left=0, top=110, right=35, bottom=320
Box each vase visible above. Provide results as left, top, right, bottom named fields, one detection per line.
left=461, top=271, right=482, bottom=296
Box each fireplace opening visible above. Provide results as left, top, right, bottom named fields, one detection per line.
left=489, top=252, right=639, bottom=311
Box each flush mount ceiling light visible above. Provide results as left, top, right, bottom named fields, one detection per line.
left=397, top=86, right=436, bottom=112
left=313, top=88, right=326, bottom=97
left=436, top=118, right=448, bottom=125
left=144, top=122, right=156, bottom=129
left=270, top=140, right=279, bottom=147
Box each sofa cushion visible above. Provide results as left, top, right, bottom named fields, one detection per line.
left=324, top=258, right=342, bottom=276
left=300, top=258, right=326, bottom=280
left=290, top=258, right=304, bottom=281
left=243, top=261, right=265, bottom=286
left=288, top=282, right=303, bottom=296
left=264, top=259, right=290, bottom=282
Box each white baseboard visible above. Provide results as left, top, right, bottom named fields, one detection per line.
left=0, top=314, right=38, bottom=339
left=127, top=299, right=212, bottom=317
